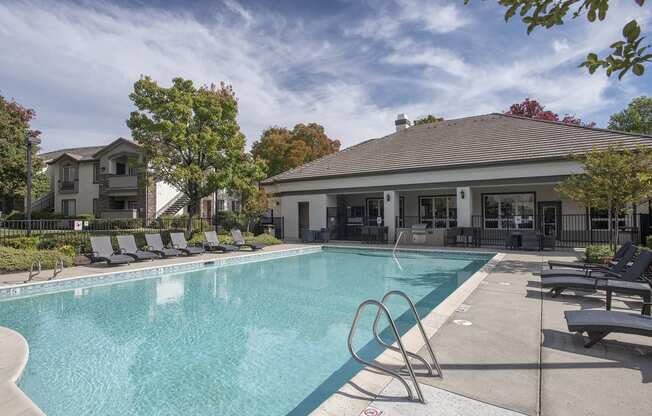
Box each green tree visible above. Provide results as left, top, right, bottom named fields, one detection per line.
left=0, top=94, right=46, bottom=213
left=556, top=144, right=652, bottom=249
left=251, top=123, right=340, bottom=177
left=608, top=96, right=652, bottom=134
left=127, top=76, right=263, bottom=232
left=413, top=115, right=444, bottom=125
left=465, top=1, right=651, bottom=79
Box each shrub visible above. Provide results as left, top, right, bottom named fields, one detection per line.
left=647, top=235, right=652, bottom=250
left=251, top=233, right=282, bottom=245
left=585, top=245, right=614, bottom=264
left=57, top=245, right=76, bottom=258
left=0, top=247, right=73, bottom=273
left=0, top=236, right=40, bottom=250
left=38, top=233, right=91, bottom=254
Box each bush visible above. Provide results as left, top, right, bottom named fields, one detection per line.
left=251, top=233, right=282, bottom=245
left=0, top=236, right=40, bottom=250
left=0, top=246, right=73, bottom=273
left=38, top=233, right=91, bottom=254
left=647, top=235, right=652, bottom=250
left=585, top=245, right=614, bottom=264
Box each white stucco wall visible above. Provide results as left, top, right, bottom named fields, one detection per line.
left=156, top=181, right=179, bottom=213
left=277, top=194, right=335, bottom=240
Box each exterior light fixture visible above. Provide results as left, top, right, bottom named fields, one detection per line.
left=386, top=193, right=391, bottom=202
left=460, top=190, right=465, bottom=199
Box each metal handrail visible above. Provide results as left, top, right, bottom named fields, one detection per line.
left=51, top=259, right=64, bottom=280
left=372, top=290, right=443, bottom=378
left=28, top=261, right=41, bottom=281
left=393, top=231, right=404, bottom=255
left=348, top=299, right=425, bottom=403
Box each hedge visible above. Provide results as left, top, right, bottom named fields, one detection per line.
left=0, top=246, right=73, bottom=273
left=585, top=245, right=615, bottom=264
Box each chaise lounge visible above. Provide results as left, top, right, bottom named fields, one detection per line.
left=540, top=244, right=637, bottom=279
left=117, top=235, right=159, bottom=261
left=203, top=231, right=239, bottom=252
left=231, top=229, right=265, bottom=251
left=90, top=236, right=133, bottom=265
left=145, top=234, right=183, bottom=258
left=565, top=309, right=652, bottom=348
left=548, top=241, right=633, bottom=270
left=170, top=232, right=205, bottom=256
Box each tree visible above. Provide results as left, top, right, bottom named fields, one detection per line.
left=556, top=144, right=652, bottom=249
left=413, top=115, right=444, bottom=125
left=465, top=1, right=651, bottom=79
left=608, top=96, right=652, bottom=134
left=506, top=98, right=596, bottom=127
left=127, top=76, right=263, bottom=232
left=0, top=94, right=46, bottom=213
left=251, top=123, right=340, bottom=177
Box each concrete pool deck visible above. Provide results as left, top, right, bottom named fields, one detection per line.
left=312, top=248, right=652, bottom=416
left=1, top=244, right=650, bottom=416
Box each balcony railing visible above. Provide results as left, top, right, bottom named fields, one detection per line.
left=107, top=175, right=138, bottom=190
left=60, top=181, right=76, bottom=192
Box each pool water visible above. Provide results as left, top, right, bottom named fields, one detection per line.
left=0, top=247, right=492, bottom=415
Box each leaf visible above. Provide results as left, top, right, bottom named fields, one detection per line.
left=623, top=20, right=641, bottom=43
left=633, top=63, right=645, bottom=76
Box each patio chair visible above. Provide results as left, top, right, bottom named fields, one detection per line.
left=145, top=234, right=183, bottom=257
left=540, top=244, right=637, bottom=279
left=548, top=241, right=633, bottom=270
left=541, top=250, right=652, bottom=315
left=231, top=229, right=265, bottom=251
left=117, top=235, right=159, bottom=261
left=170, top=232, right=205, bottom=256
left=565, top=309, right=652, bottom=348
left=445, top=227, right=460, bottom=246
left=89, top=236, right=133, bottom=265
left=203, top=231, right=239, bottom=252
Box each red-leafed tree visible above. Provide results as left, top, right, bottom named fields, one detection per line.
left=506, top=98, right=596, bottom=127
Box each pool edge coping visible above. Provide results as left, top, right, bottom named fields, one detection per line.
left=310, top=248, right=505, bottom=416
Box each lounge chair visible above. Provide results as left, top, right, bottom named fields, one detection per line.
left=145, top=234, right=183, bottom=257
left=521, top=231, right=541, bottom=251
left=231, top=229, right=265, bottom=251
left=170, top=232, right=205, bottom=256
left=540, top=244, right=637, bottom=279
left=565, top=309, right=652, bottom=348
left=203, top=231, right=239, bottom=252
left=548, top=241, right=633, bottom=270
left=117, top=235, right=159, bottom=261
left=89, top=236, right=133, bottom=265
left=542, top=250, right=652, bottom=315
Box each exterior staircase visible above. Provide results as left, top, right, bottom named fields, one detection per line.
left=31, top=192, right=54, bottom=213
left=157, top=193, right=190, bottom=217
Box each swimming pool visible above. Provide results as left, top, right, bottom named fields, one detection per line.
left=0, top=247, right=493, bottom=415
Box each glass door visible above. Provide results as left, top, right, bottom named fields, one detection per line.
left=366, top=199, right=384, bottom=226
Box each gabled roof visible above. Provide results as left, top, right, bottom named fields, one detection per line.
left=262, top=113, right=652, bottom=184
left=41, top=138, right=139, bottom=165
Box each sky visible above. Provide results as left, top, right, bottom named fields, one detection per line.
left=1, top=0, right=650, bottom=152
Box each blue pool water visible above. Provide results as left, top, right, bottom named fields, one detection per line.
left=0, top=247, right=492, bottom=415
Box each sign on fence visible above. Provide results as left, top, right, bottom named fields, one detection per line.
left=74, top=221, right=83, bottom=231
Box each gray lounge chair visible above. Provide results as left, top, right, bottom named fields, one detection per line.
left=204, top=231, right=239, bottom=252
left=231, top=229, right=265, bottom=251
left=170, top=232, right=204, bottom=256
left=540, top=244, right=637, bottom=279
left=117, top=235, right=159, bottom=261
left=565, top=309, right=652, bottom=348
left=521, top=231, right=541, bottom=251
left=548, top=241, right=634, bottom=270
left=542, top=250, right=652, bottom=315
left=89, top=236, right=133, bottom=265
left=145, top=234, right=182, bottom=257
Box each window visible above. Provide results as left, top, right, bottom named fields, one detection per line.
left=483, top=193, right=534, bottom=229
left=92, top=162, right=100, bottom=183
left=203, top=200, right=213, bottom=218
left=589, top=208, right=627, bottom=230
left=92, top=198, right=98, bottom=215
left=419, top=196, right=456, bottom=228
left=115, top=161, right=127, bottom=176
left=127, top=200, right=139, bottom=210
left=366, top=198, right=384, bottom=225
left=62, top=164, right=76, bottom=185
left=231, top=200, right=241, bottom=212
left=398, top=196, right=405, bottom=227
left=61, top=199, right=76, bottom=217
left=216, top=199, right=225, bottom=211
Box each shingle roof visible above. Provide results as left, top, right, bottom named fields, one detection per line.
left=40, top=146, right=105, bottom=163
left=262, top=113, right=652, bottom=184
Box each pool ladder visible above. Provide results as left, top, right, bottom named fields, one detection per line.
left=347, top=290, right=443, bottom=403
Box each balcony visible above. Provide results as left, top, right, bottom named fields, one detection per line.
left=107, top=175, right=138, bottom=190
left=59, top=181, right=77, bottom=193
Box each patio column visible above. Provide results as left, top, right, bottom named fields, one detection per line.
left=383, top=190, right=399, bottom=242
left=456, top=186, right=472, bottom=227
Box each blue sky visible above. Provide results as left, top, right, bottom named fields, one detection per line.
left=1, top=0, right=650, bottom=152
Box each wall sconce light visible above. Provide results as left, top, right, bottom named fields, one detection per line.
left=460, top=190, right=465, bottom=199
left=386, top=193, right=391, bottom=202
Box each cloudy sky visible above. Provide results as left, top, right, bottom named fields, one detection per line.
left=1, top=0, right=650, bottom=152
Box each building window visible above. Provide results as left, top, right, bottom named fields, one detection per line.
left=61, top=199, right=76, bottom=217
left=127, top=200, right=139, bottom=210
left=366, top=198, right=384, bottom=225
left=589, top=208, right=627, bottom=230
left=92, top=198, right=98, bottom=215
left=419, top=195, right=456, bottom=228
left=62, top=164, right=76, bottom=189
left=483, top=193, right=534, bottom=229
left=92, top=162, right=100, bottom=183
left=231, top=200, right=241, bottom=212
left=216, top=199, right=225, bottom=211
